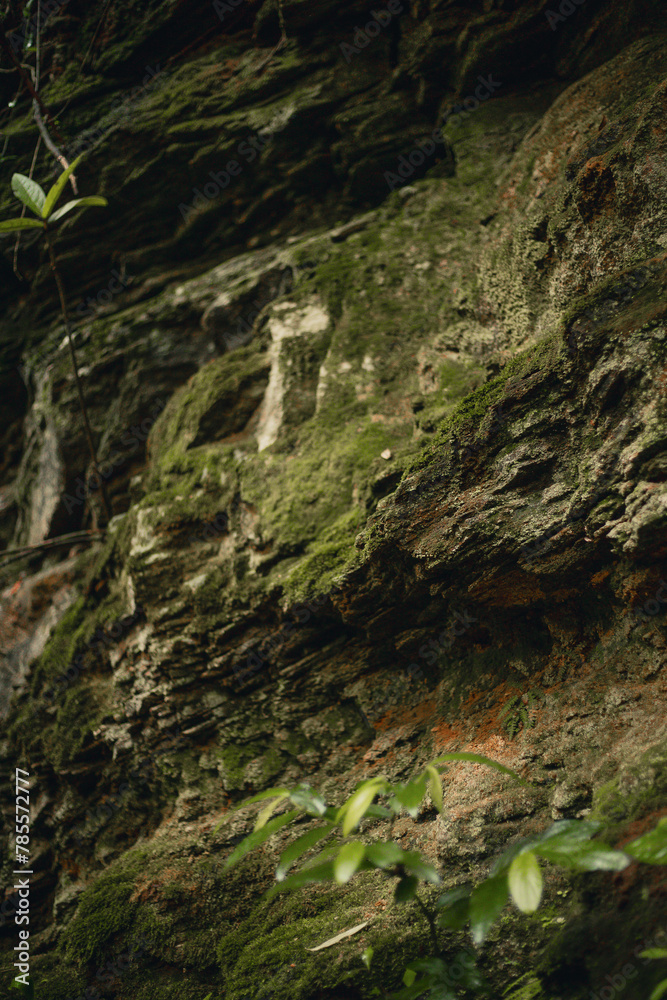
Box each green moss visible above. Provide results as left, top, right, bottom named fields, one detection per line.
left=590, top=737, right=667, bottom=829
left=63, top=853, right=145, bottom=964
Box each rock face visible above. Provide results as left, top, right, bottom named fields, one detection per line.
left=0, top=3, right=666, bottom=999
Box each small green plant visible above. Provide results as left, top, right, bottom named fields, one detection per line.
left=219, top=753, right=664, bottom=999
left=0, top=154, right=111, bottom=524
left=499, top=690, right=543, bottom=740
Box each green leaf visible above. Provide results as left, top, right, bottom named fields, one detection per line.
left=299, top=843, right=341, bottom=870
left=394, top=875, right=419, bottom=903
left=255, top=792, right=289, bottom=831
left=641, top=949, right=667, bottom=959
left=289, top=784, right=328, bottom=816
left=340, top=779, right=386, bottom=836
left=436, top=886, right=471, bottom=930
left=533, top=841, right=629, bottom=871
left=401, top=851, right=441, bottom=885
left=334, top=841, right=366, bottom=883
left=11, top=173, right=46, bottom=216
left=240, top=786, right=290, bottom=807
left=362, top=946, right=374, bottom=971
left=534, top=819, right=602, bottom=844
left=223, top=809, right=298, bottom=870
left=508, top=851, right=543, bottom=913
left=390, top=776, right=427, bottom=818
left=276, top=825, right=334, bottom=880
left=49, top=195, right=108, bottom=223
left=430, top=752, right=530, bottom=786
left=425, top=764, right=444, bottom=813
left=365, top=842, right=407, bottom=869
left=42, top=153, right=84, bottom=218
left=649, top=979, right=667, bottom=1000
left=265, top=859, right=336, bottom=900
left=469, top=875, right=509, bottom=944
left=0, top=217, right=44, bottom=232
left=403, top=968, right=416, bottom=986
left=625, top=817, right=667, bottom=865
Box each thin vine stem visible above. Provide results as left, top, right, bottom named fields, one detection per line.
left=43, top=227, right=112, bottom=526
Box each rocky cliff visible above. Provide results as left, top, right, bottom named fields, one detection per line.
left=0, top=1, right=666, bottom=998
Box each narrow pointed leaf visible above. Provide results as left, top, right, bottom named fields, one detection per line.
left=0, top=217, right=44, bottom=232
left=223, top=809, right=298, bottom=870
left=276, top=825, right=334, bottom=880
left=43, top=153, right=84, bottom=218
left=49, top=196, right=108, bottom=223
left=649, top=981, right=667, bottom=1000
left=306, top=921, right=369, bottom=951
left=425, top=765, right=444, bottom=813
left=11, top=174, right=46, bottom=216
left=430, top=752, right=530, bottom=786
left=255, top=792, right=289, bottom=831
left=334, top=841, right=367, bottom=884
left=402, top=851, right=441, bottom=885
left=240, top=786, right=290, bottom=807
left=508, top=851, right=543, bottom=912
left=341, top=780, right=385, bottom=836
left=362, top=946, right=374, bottom=971
left=641, top=949, right=667, bottom=960
left=469, top=875, right=509, bottom=944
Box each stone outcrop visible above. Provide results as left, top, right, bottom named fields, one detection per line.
left=0, top=2, right=666, bottom=999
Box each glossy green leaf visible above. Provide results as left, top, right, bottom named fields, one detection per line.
left=365, top=842, right=407, bottom=869
left=334, top=841, right=366, bottom=883
left=469, top=875, right=509, bottom=944
left=641, top=949, right=667, bottom=960
left=289, top=784, right=328, bottom=816
left=394, top=875, right=419, bottom=903
left=425, top=764, right=444, bottom=813
left=0, top=217, right=44, bottom=232
left=430, top=752, right=530, bottom=786
left=401, top=851, right=441, bottom=885
left=534, top=819, right=602, bottom=844
left=276, top=825, right=334, bottom=880
left=533, top=841, right=629, bottom=871
left=390, top=777, right=427, bottom=817
left=362, top=946, right=374, bottom=971
left=255, top=792, right=289, bottom=831
left=42, top=153, right=84, bottom=218
left=239, top=786, right=290, bottom=807
left=223, top=809, right=298, bottom=870
left=403, top=968, right=416, bottom=987
left=625, top=817, right=667, bottom=865
left=49, top=195, right=108, bottom=223
left=11, top=173, right=46, bottom=216
left=299, top=844, right=341, bottom=870
left=340, top=780, right=386, bottom=836
left=508, top=851, right=543, bottom=913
